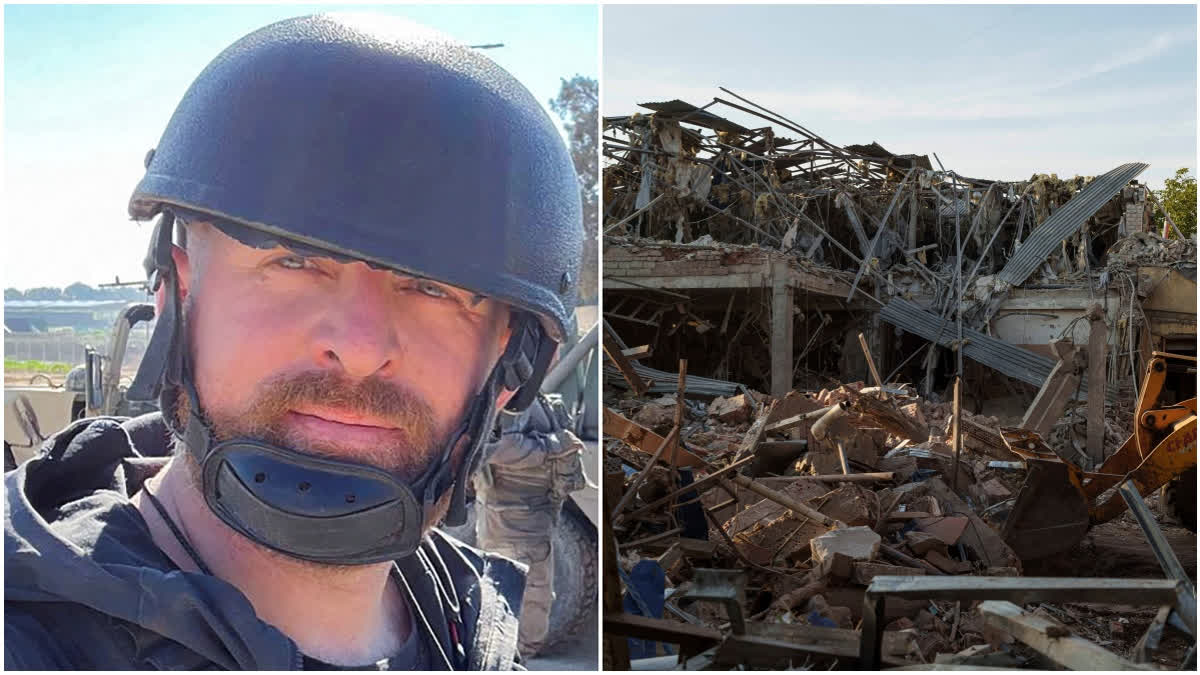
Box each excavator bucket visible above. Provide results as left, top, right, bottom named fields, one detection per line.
left=1001, top=458, right=1091, bottom=561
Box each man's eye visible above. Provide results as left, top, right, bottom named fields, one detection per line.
left=276, top=256, right=311, bottom=270
left=417, top=280, right=450, bottom=299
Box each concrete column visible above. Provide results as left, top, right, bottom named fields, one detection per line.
left=770, top=261, right=794, bottom=398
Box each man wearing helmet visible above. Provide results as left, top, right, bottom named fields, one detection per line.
left=5, top=13, right=583, bottom=671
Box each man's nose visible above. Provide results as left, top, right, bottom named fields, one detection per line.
left=312, top=264, right=402, bottom=379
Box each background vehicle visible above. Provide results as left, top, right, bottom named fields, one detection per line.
left=5, top=303, right=156, bottom=470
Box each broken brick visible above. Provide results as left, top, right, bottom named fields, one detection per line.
left=810, top=526, right=881, bottom=567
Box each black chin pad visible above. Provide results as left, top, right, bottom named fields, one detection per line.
left=217, top=444, right=402, bottom=516
left=203, top=440, right=424, bottom=563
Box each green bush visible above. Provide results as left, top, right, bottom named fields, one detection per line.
left=4, top=359, right=73, bottom=374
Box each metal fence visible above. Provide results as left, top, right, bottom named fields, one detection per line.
left=5, top=328, right=152, bottom=371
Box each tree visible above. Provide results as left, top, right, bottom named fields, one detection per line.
left=63, top=282, right=99, bottom=300
left=1152, top=167, right=1196, bottom=238
left=23, top=287, right=64, bottom=301
left=4, top=288, right=24, bottom=301
left=549, top=75, right=598, bottom=303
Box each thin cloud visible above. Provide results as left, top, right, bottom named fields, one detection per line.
left=1036, top=28, right=1192, bottom=94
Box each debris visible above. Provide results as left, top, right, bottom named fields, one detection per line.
left=811, top=526, right=882, bottom=566
left=916, top=515, right=970, bottom=546
left=708, top=394, right=752, bottom=424
left=905, top=531, right=948, bottom=557
left=852, top=562, right=926, bottom=585
left=978, top=600, right=1144, bottom=670
left=602, top=88, right=1195, bottom=667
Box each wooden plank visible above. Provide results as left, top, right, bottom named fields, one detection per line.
left=624, top=456, right=755, bottom=522
left=952, top=376, right=962, bottom=491
left=758, top=472, right=894, bottom=484
left=603, top=484, right=631, bottom=670
left=725, top=473, right=841, bottom=529
left=866, top=576, right=1180, bottom=606
left=621, top=344, right=653, bottom=360
left=978, top=600, right=1148, bottom=671
left=603, top=407, right=707, bottom=468
left=617, top=527, right=684, bottom=551
left=667, top=359, right=688, bottom=518
left=611, top=426, right=679, bottom=520
left=603, top=322, right=651, bottom=395
left=756, top=440, right=809, bottom=452
left=1086, top=305, right=1108, bottom=465
left=859, top=332, right=886, bottom=395
left=764, top=404, right=836, bottom=433
left=638, top=537, right=718, bottom=558
left=732, top=399, right=777, bottom=463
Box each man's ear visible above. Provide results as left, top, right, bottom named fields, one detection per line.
left=154, top=244, right=191, bottom=314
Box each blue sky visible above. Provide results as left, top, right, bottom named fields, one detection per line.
left=4, top=4, right=597, bottom=288
left=604, top=4, right=1196, bottom=187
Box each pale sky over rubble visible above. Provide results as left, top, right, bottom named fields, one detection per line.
left=603, top=4, right=1196, bottom=188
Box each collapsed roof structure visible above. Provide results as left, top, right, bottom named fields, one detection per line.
left=603, top=89, right=1194, bottom=429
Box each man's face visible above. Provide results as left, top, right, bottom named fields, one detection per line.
left=172, top=223, right=512, bottom=484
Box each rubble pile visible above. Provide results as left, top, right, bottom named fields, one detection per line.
left=604, top=380, right=1196, bottom=670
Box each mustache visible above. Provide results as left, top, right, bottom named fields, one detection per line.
left=249, top=370, right=437, bottom=434
left=193, top=370, right=443, bottom=479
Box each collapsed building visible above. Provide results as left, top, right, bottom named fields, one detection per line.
left=601, top=91, right=1197, bottom=670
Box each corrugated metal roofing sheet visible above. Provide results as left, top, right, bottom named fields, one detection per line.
left=880, top=298, right=1112, bottom=401
left=637, top=99, right=752, bottom=135
left=997, top=162, right=1149, bottom=286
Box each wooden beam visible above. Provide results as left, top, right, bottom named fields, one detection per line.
left=859, top=332, right=886, bottom=396
left=604, top=322, right=651, bottom=395
left=617, top=527, right=684, bottom=551
left=624, top=456, right=755, bottom=522
left=732, top=399, right=778, bottom=463
left=764, top=405, right=836, bottom=433
left=621, top=345, right=653, bottom=360
left=756, top=440, right=809, bottom=452
left=611, top=426, right=679, bottom=520
left=978, top=600, right=1147, bottom=671
left=1086, top=305, right=1108, bottom=465
left=603, top=480, right=631, bottom=670
left=637, top=537, right=718, bottom=558
left=602, top=408, right=707, bottom=468
left=725, top=473, right=842, bottom=529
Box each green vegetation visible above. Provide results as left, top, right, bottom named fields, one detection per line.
left=1152, top=167, right=1197, bottom=238
left=549, top=75, right=598, bottom=303
left=4, top=359, right=73, bottom=374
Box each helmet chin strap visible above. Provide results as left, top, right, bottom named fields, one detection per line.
left=127, top=211, right=552, bottom=564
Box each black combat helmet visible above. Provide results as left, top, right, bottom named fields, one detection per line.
left=127, top=13, right=584, bottom=565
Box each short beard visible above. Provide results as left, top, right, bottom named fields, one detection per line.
left=169, top=293, right=468, bottom=571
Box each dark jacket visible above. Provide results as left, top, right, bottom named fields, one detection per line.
left=4, top=414, right=525, bottom=670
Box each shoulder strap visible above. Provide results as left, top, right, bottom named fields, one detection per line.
left=428, top=531, right=525, bottom=671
